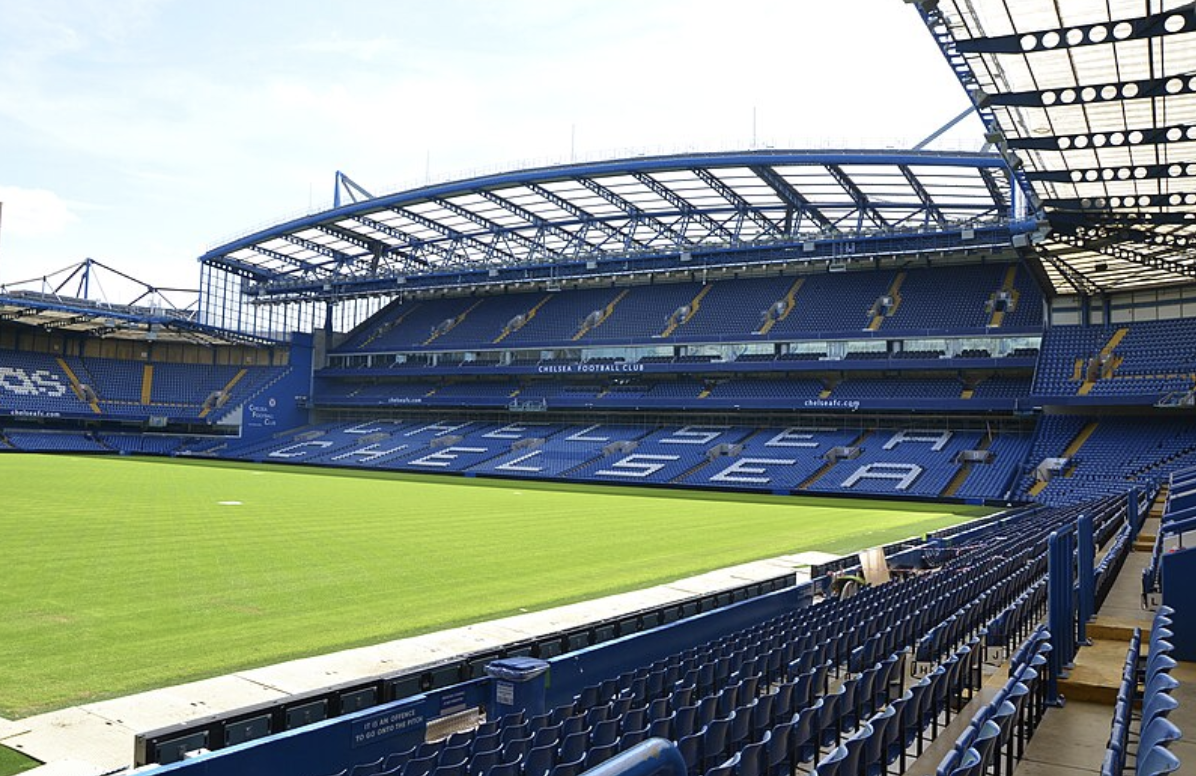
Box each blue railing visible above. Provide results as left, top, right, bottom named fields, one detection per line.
left=576, top=739, right=687, bottom=776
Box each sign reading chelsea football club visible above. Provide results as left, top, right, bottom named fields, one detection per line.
left=246, top=397, right=277, bottom=428
left=536, top=362, right=645, bottom=374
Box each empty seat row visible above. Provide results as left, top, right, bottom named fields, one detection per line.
left=1101, top=607, right=1183, bottom=776
left=330, top=494, right=1128, bottom=776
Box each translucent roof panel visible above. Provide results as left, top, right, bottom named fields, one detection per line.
left=913, top=0, right=1196, bottom=293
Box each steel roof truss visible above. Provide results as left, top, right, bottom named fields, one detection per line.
left=476, top=189, right=593, bottom=258
left=824, top=165, right=890, bottom=230
left=349, top=214, right=454, bottom=271
left=523, top=182, right=646, bottom=251
left=978, top=167, right=1010, bottom=214
left=432, top=197, right=562, bottom=264
left=279, top=234, right=364, bottom=275
left=627, top=171, right=735, bottom=242
left=1053, top=230, right=1196, bottom=281
left=315, top=224, right=391, bottom=274
left=954, top=6, right=1195, bottom=56
left=1028, top=160, right=1196, bottom=184
left=1007, top=122, right=1196, bottom=152
left=1051, top=210, right=1196, bottom=227
left=250, top=245, right=335, bottom=278
left=1035, top=246, right=1102, bottom=296
left=690, top=168, right=782, bottom=238
left=748, top=165, right=835, bottom=232
left=986, top=74, right=1195, bottom=109
left=577, top=177, right=692, bottom=248
left=909, top=2, right=1037, bottom=205
left=898, top=166, right=949, bottom=227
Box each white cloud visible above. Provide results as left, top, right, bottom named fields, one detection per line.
left=0, top=186, right=79, bottom=238
left=294, top=36, right=399, bottom=62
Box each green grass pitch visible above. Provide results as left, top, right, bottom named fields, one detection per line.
left=0, top=454, right=990, bottom=719
left=0, top=748, right=38, bottom=776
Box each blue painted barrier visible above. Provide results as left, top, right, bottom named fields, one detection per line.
left=1046, top=528, right=1076, bottom=706
left=146, top=691, right=444, bottom=776
left=1128, top=486, right=1140, bottom=540
left=1162, top=546, right=1196, bottom=661
left=544, top=584, right=812, bottom=708
left=1077, top=515, right=1094, bottom=646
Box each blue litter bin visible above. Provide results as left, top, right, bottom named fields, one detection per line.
left=485, top=657, right=549, bottom=720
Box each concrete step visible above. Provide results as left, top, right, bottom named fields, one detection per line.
left=1089, top=616, right=1149, bottom=641
left=1058, top=638, right=1130, bottom=705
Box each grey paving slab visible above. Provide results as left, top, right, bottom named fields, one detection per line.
left=665, top=570, right=760, bottom=594
left=22, top=760, right=116, bottom=776
left=233, top=649, right=400, bottom=696
left=81, top=675, right=290, bottom=731
left=0, top=716, right=30, bottom=741
left=0, top=708, right=129, bottom=771
left=778, top=551, right=839, bottom=566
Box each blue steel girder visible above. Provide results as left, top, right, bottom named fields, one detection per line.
left=51, top=261, right=89, bottom=297
left=206, top=256, right=272, bottom=282
left=317, top=224, right=392, bottom=275
left=627, top=171, right=736, bottom=242
left=576, top=177, right=692, bottom=249
left=824, top=164, right=889, bottom=230
left=691, top=168, right=782, bottom=239
left=316, top=223, right=387, bottom=265
left=953, top=6, right=1193, bottom=55
left=387, top=207, right=521, bottom=266
left=475, top=189, right=595, bottom=258
left=333, top=171, right=374, bottom=208
left=747, top=165, right=836, bottom=233
left=250, top=244, right=336, bottom=278
left=898, top=165, right=948, bottom=228
left=349, top=214, right=451, bottom=270
left=523, top=181, right=649, bottom=253
left=281, top=233, right=366, bottom=274
left=431, top=198, right=563, bottom=264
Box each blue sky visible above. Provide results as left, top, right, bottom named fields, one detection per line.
left=0, top=0, right=983, bottom=299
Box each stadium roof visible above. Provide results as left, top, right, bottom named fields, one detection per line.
left=0, top=260, right=278, bottom=345
left=911, top=0, right=1196, bottom=295
left=199, top=150, right=1026, bottom=301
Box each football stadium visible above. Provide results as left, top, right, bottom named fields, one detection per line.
left=1, top=2, right=1195, bottom=776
